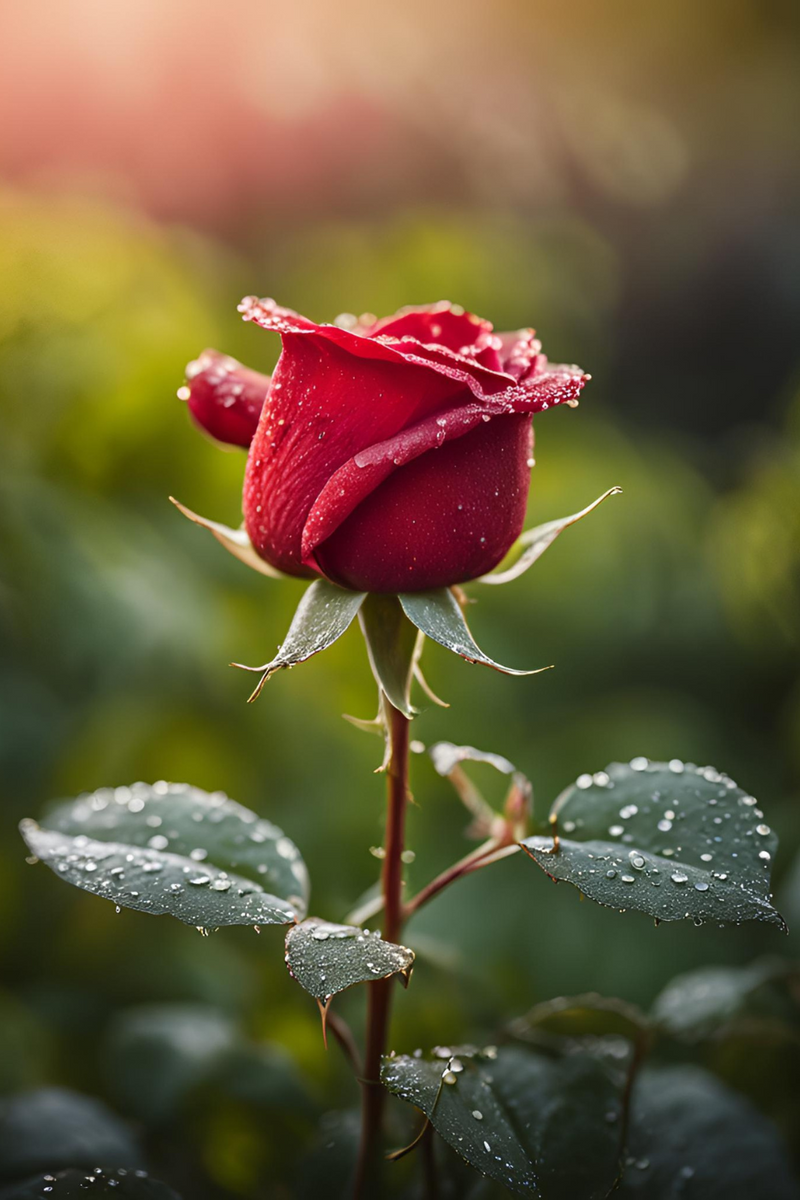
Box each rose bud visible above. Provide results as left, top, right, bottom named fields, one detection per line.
left=187, top=299, right=589, bottom=593
left=180, top=349, right=270, bottom=447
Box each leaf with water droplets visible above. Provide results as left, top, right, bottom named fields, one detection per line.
left=399, top=589, right=549, bottom=676
left=381, top=1044, right=624, bottom=1199
left=651, top=958, right=796, bottom=1041
left=477, top=487, right=622, bottom=585
left=19, top=782, right=309, bottom=928
left=521, top=760, right=785, bottom=929
left=285, top=919, right=414, bottom=1006
left=358, top=594, right=420, bottom=718
left=616, top=1065, right=799, bottom=1199
left=170, top=496, right=288, bottom=579
left=234, top=579, right=366, bottom=700
left=0, top=1168, right=182, bottom=1198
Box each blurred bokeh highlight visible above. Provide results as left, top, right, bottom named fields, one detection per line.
left=1, top=0, right=800, bottom=1194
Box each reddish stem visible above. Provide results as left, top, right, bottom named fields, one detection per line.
left=403, top=839, right=519, bottom=921
left=353, top=701, right=410, bottom=1198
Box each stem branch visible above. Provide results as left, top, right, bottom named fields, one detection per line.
left=403, top=840, right=519, bottom=921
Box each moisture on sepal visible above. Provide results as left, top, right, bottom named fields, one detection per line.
left=232, top=579, right=366, bottom=700
left=399, top=588, right=551, bottom=676
left=169, top=497, right=289, bottom=580
left=477, top=486, right=622, bottom=585
left=520, top=758, right=786, bottom=930
left=20, top=782, right=309, bottom=929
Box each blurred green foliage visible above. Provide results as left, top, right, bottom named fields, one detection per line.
left=1, top=185, right=799, bottom=1196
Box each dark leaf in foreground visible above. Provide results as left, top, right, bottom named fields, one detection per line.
left=382, top=1044, right=623, bottom=1198
left=616, top=1065, right=799, bottom=1199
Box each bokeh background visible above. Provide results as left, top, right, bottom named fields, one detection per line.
left=1, top=0, right=800, bottom=1194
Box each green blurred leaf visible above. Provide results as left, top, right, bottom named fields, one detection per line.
left=20, top=782, right=309, bottom=928
left=521, top=759, right=785, bottom=928
left=104, top=1004, right=236, bottom=1123
left=381, top=1044, right=623, bottom=1198
left=478, top=488, right=622, bottom=585
left=285, top=919, right=414, bottom=1005
left=358, top=594, right=419, bottom=718
left=651, top=959, right=797, bottom=1041
left=0, top=1088, right=142, bottom=1182
left=234, top=580, right=366, bottom=700
left=399, top=590, right=548, bottom=676
left=508, top=992, right=649, bottom=1044
left=616, top=1065, right=799, bottom=1198
left=0, top=1169, right=181, bottom=1199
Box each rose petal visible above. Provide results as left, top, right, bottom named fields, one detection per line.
left=367, top=302, right=493, bottom=353
left=242, top=327, right=464, bottom=575
left=313, top=414, right=535, bottom=593
left=182, top=349, right=270, bottom=447
left=301, top=364, right=588, bottom=562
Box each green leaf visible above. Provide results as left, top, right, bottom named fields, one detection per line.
left=103, top=1003, right=311, bottom=1123
left=399, top=589, right=549, bottom=676
left=104, top=1004, right=236, bottom=1123
left=20, top=782, right=309, bottom=928
left=169, top=496, right=288, bottom=579
left=616, top=1065, right=799, bottom=1199
left=520, top=759, right=785, bottom=929
left=0, top=1088, right=142, bottom=1183
left=358, top=594, right=420, bottom=718
left=285, top=919, right=414, bottom=1005
left=478, top=487, right=622, bottom=585
left=508, top=992, right=649, bottom=1045
left=651, top=958, right=796, bottom=1041
left=381, top=1044, right=624, bottom=1199
left=234, top=579, right=366, bottom=700
left=0, top=1170, right=181, bottom=1199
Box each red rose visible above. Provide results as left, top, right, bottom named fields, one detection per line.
left=182, top=299, right=589, bottom=593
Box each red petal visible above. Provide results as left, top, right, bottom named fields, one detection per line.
left=367, top=302, right=493, bottom=352
left=314, top=414, right=535, bottom=593
left=242, top=325, right=464, bottom=576
left=182, top=349, right=269, bottom=447
left=301, top=364, right=588, bottom=563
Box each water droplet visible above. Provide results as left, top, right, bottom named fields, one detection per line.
left=671, top=872, right=688, bottom=885
left=694, top=881, right=709, bottom=892
left=472, top=1110, right=483, bottom=1120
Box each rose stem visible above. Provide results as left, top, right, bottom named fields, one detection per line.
left=402, top=839, right=519, bottom=921
left=353, top=700, right=410, bottom=1199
